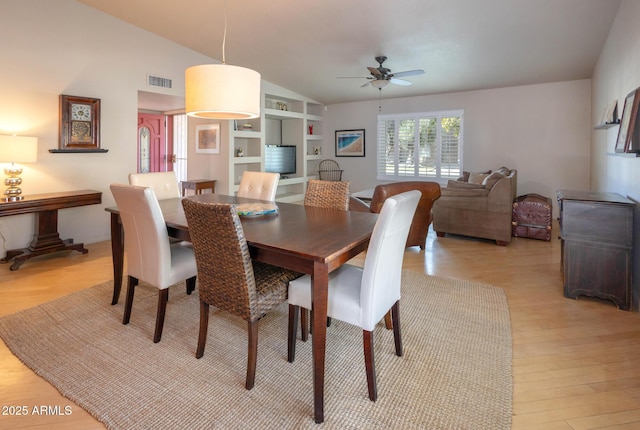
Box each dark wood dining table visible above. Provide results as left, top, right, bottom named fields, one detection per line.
left=105, top=193, right=379, bottom=423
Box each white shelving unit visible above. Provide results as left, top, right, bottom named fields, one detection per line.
left=227, top=82, right=323, bottom=202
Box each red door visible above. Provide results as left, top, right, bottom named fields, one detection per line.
left=137, top=113, right=174, bottom=172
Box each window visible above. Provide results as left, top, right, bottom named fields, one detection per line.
left=377, top=110, right=463, bottom=182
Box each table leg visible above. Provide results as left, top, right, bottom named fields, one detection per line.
left=312, top=262, right=329, bottom=424
left=110, top=212, right=124, bottom=305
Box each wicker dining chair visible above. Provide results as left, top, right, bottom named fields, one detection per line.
left=181, top=198, right=302, bottom=390
left=304, top=179, right=351, bottom=211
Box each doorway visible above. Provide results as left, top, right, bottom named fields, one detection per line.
left=137, top=112, right=172, bottom=173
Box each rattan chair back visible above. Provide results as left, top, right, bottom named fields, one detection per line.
left=182, top=199, right=299, bottom=322
left=304, top=180, right=350, bottom=210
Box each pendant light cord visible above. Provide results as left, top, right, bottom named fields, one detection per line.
left=221, top=0, right=227, bottom=65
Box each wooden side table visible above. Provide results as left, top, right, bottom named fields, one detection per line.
left=0, top=190, right=102, bottom=270
left=557, top=189, right=635, bottom=310
left=181, top=179, right=216, bottom=196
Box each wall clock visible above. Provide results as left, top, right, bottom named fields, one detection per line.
left=52, top=95, right=107, bottom=153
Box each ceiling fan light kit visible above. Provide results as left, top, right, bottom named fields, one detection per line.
left=371, top=80, right=390, bottom=89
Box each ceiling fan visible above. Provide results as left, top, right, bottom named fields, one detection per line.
left=338, top=56, right=425, bottom=89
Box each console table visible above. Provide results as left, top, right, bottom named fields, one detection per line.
left=557, top=190, right=635, bottom=310
left=181, top=179, right=216, bottom=196
left=0, top=190, right=102, bottom=270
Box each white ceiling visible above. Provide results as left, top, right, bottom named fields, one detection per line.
left=78, top=0, right=620, bottom=108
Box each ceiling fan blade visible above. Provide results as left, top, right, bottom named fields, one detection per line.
left=391, top=69, right=425, bottom=78
left=361, top=81, right=372, bottom=88
left=337, top=76, right=371, bottom=79
left=389, top=77, right=413, bottom=86
left=367, top=67, right=382, bottom=77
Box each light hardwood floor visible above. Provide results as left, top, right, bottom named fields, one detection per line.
left=1, top=225, right=640, bottom=429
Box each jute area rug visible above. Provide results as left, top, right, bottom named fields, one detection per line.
left=0, top=271, right=512, bottom=429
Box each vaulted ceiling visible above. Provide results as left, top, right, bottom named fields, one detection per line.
left=78, top=0, right=620, bottom=106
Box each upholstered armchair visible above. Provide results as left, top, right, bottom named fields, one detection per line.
left=350, top=181, right=441, bottom=249
left=432, top=167, right=517, bottom=246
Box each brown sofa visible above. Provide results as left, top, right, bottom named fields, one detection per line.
left=432, top=167, right=517, bottom=246
left=349, top=181, right=441, bottom=249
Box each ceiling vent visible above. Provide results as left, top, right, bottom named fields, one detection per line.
left=147, top=75, right=172, bottom=89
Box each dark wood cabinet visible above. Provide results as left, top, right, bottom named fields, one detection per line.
left=557, top=190, right=635, bottom=310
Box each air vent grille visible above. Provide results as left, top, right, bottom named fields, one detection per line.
left=147, top=75, right=172, bottom=89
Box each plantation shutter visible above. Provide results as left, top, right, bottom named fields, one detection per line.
left=377, top=110, right=463, bottom=181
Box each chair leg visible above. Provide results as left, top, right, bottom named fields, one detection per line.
left=246, top=320, right=258, bottom=390
left=363, top=330, right=377, bottom=401
left=391, top=301, right=403, bottom=357
left=196, top=301, right=209, bottom=359
left=185, top=276, right=196, bottom=295
left=122, top=276, right=138, bottom=325
left=153, top=289, right=169, bottom=343
left=287, top=304, right=298, bottom=363
left=301, top=308, right=309, bottom=342
left=384, top=311, right=393, bottom=330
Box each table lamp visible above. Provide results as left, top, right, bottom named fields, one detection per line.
left=0, top=135, right=38, bottom=201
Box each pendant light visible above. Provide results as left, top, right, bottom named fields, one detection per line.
left=185, top=0, right=261, bottom=119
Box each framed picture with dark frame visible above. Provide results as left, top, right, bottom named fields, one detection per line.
left=335, top=129, right=365, bottom=157
left=55, top=95, right=104, bottom=152
left=615, top=86, right=640, bottom=153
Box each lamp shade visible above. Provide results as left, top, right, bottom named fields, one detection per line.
left=185, top=64, right=261, bottom=120
left=0, top=135, right=38, bottom=163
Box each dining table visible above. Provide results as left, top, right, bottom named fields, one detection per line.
left=105, top=193, right=379, bottom=423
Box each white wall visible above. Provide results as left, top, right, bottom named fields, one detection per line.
left=323, top=79, right=592, bottom=216
left=591, top=0, right=640, bottom=199
left=0, top=0, right=211, bottom=255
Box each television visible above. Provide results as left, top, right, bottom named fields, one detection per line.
left=265, top=145, right=296, bottom=176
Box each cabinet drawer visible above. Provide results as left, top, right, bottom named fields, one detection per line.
left=561, top=200, right=633, bottom=246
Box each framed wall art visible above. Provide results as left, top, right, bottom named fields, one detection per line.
left=335, top=129, right=365, bottom=157
left=52, top=95, right=107, bottom=153
left=195, top=124, right=220, bottom=154
left=615, top=86, right=640, bottom=153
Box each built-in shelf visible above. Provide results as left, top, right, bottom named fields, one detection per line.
left=226, top=83, right=323, bottom=202
left=594, top=120, right=620, bottom=130
left=49, top=149, right=108, bottom=153
left=234, top=156, right=261, bottom=164
left=607, top=152, right=640, bottom=157
left=233, top=130, right=262, bottom=139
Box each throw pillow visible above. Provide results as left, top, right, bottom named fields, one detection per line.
left=482, top=171, right=506, bottom=189
left=468, top=172, right=490, bottom=184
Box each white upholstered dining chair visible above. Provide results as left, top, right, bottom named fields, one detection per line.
left=287, top=190, right=421, bottom=401
left=110, top=184, right=198, bottom=343
left=236, top=171, right=280, bottom=201
left=128, top=171, right=181, bottom=200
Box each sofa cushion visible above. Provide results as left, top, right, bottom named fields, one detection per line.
left=440, top=187, right=490, bottom=198
left=447, top=180, right=486, bottom=189
left=482, top=171, right=506, bottom=190
left=468, top=171, right=490, bottom=184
